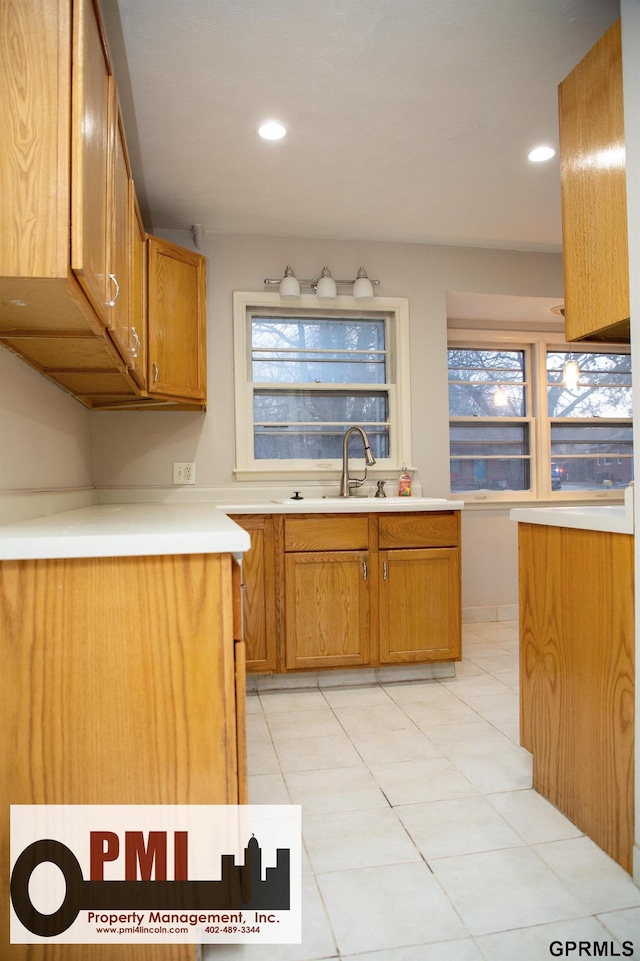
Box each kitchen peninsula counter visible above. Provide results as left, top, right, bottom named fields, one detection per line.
left=0, top=502, right=250, bottom=560
left=0, top=503, right=249, bottom=961
left=510, top=497, right=634, bottom=873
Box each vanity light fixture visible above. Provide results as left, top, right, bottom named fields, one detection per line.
left=264, top=266, right=380, bottom=300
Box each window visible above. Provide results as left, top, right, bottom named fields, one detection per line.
left=547, top=348, right=632, bottom=491
left=233, top=293, right=411, bottom=479
left=448, top=332, right=632, bottom=501
left=448, top=346, right=532, bottom=495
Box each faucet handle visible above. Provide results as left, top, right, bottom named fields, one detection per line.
left=375, top=480, right=387, bottom=498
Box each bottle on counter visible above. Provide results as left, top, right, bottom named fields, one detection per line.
left=398, top=467, right=412, bottom=496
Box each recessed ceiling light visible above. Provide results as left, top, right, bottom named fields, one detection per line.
left=528, top=145, right=556, bottom=163
left=258, top=121, right=287, bottom=141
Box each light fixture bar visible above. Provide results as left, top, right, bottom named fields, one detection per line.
left=263, top=277, right=381, bottom=288
left=264, top=265, right=380, bottom=300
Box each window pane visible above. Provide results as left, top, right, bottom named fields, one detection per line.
left=450, top=458, right=530, bottom=492
left=255, top=425, right=390, bottom=460
left=450, top=424, right=529, bottom=456
left=253, top=317, right=386, bottom=352
left=448, top=348, right=526, bottom=416
left=254, top=390, right=388, bottom=423
left=550, top=423, right=634, bottom=489
left=253, top=389, right=389, bottom=460
left=252, top=354, right=385, bottom=385
left=449, top=423, right=530, bottom=492
left=547, top=351, right=632, bottom=417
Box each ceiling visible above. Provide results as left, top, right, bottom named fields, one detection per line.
left=101, top=0, right=619, bottom=253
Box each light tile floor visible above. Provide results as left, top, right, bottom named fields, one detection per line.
left=204, top=620, right=640, bottom=960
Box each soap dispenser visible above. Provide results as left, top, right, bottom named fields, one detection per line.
left=398, top=467, right=412, bottom=496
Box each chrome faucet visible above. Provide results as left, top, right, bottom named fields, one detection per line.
left=340, top=426, right=376, bottom=497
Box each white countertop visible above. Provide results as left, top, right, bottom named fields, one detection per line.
left=510, top=490, right=634, bottom=535
left=0, top=495, right=464, bottom=561
left=218, top=495, right=464, bottom=515
left=0, top=503, right=252, bottom=561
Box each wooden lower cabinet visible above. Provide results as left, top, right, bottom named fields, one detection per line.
left=285, top=550, right=370, bottom=669
left=0, top=550, right=246, bottom=960
left=229, top=515, right=277, bottom=672
left=379, top=547, right=461, bottom=663
left=518, top=522, right=634, bottom=871
left=233, top=510, right=462, bottom=674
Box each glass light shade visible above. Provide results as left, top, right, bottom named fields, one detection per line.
left=353, top=267, right=374, bottom=300
left=563, top=359, right=580, bottom=391
left=316, top=267, right=337, bottom=299
left=279, top=266, right=300, bottom=299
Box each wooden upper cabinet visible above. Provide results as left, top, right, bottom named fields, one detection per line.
left=558, top=20, right=630, bottom=342
left=128, top=183, right=147, bottom=388
left=0, top=0, right=72, bottom=282
left=71, top=0, right=112, bottom=325
left=147, top=235, right=207, bottom=402
left=0, top=0, right=206, bottom=410
left=106, top=86, right=133, bottom=364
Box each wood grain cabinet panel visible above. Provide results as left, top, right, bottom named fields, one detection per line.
left=147, top=235, right=207, bottom=403
left=70, top=0, right=112, bottom=325
left=0, top=551, right=245, bottom=961
left=558, top=19, right=629, bottom=342
left=229, top=515, right=278, bottom=672
left=379, top=548, right=461, bottom=663
left=284, top=515, right=369, bottom=552
left=518, top=522, right=634, bottom=871
left=285, top=551, right=370, bottom=669
left=379, top=511, right=459, bottom=549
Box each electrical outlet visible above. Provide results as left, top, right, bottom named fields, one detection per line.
left=173, top=462, right=196, bottom=485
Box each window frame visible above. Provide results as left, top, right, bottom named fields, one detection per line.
left=233, top=292, right=413, bottom=481
left=448, top=328, right=632, bottom=504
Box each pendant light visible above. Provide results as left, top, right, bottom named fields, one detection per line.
left=563, top=355, right=580, bottom=390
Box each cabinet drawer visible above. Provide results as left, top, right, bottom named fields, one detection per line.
left=284, top=515, right=369, bottom=551
left=379, top=512, right=459, bottom=549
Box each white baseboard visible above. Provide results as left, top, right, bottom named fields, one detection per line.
left=463, top=604, right=519, bottom=623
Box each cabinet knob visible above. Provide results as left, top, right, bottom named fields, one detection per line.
left=108, top=273, right=120, bottom=307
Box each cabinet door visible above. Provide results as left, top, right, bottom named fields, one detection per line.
left=559, top=20, right=629, bottom=342
left=106, top=86, right=132, bottom=363
left=147, top=235, right=207, bottom=401
left=379, top=548, right=461, bottom=663
left=285, top=551, right=369, bottom=670
left=71, top=0, right=111, bottom=325
left=229, top=515, right=277, bottom=673
left=128, top=182, right=147, bottom=387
